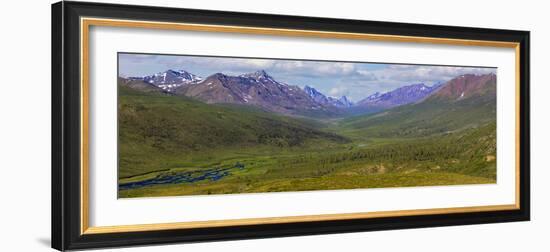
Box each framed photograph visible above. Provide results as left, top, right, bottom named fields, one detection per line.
left=52, top=1, right=530, bottom=250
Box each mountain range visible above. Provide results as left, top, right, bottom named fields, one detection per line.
left=174, top=70, right=342, bottom=116
left=341, top=73, right=497, bottom=137
left=304, top=85, right=354, bottom=108
left=130, top=69, right=202, bottom=92
left=355, top=83, right=441, bottom=111
left=121, top=69, right=493, bottom=117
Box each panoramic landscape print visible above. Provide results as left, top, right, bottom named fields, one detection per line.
left=117, top=53, right=497, bottom=198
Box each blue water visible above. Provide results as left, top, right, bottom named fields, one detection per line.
left=119, top=164, right=244, bottom=190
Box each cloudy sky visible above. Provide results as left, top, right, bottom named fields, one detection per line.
left=119, top=53, right=496, bottom=102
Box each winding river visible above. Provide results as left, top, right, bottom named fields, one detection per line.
left=119, top=166, right=240, bottom=190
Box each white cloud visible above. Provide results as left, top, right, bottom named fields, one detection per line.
left=269, top=61, right=357, bottom=77
left=328, top=86, right=348, bottom=97
left=356, top=70, right=378, bottom=81
left=149, top=55, right=358, bottom=77
left=374, top=65, right=496, bottom=83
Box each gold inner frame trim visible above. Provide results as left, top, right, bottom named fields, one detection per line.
left=80, top=17, right=522, bottom=235
left=85, top=204, right=517, bottom=234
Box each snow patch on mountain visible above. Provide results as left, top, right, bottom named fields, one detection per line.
left=134, top=69, right=202, bottom=92
left=357, top=83, right=439, bottom=109
left=303, top=85, right=353, bottom=108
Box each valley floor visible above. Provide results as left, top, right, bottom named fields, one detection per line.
left=117, top=86, right=497, bottom=198
left=118, top=124, right=497, bottom=198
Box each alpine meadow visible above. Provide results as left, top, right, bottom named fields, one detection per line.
left=117, top=53, right=497, bottom=198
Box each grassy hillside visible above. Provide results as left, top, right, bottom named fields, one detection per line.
left=118, top=77, right=497, bottom=198
left=118, top=84, right=349, bottom=179
left=119, top=122, right=496, bottom=198
left=338, top=93, right=496, bottom=139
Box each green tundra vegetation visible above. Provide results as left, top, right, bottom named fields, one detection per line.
left=117, top=82, right=497, bottom=198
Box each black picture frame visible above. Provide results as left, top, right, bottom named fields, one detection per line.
left=52, top=1, right=530, bottom=251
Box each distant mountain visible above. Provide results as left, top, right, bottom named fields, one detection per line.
left=340, top=73, right=496, bottom=138
left=118, top=77, right=168, bottom=94
left=303, top=85, right=353, bottom=108
left=122, top=69, right=493, bottom=120
left=328, top=96, right=354, bottom=108
left=175, top=70, right=338, bottom=116
left=133, top=69, right=202, bottom=92
left=429, top=73, right=496, bottom=101
left=304, top=85, right=329, bottom=104
left=356, top=83, right=440, bottom=111
left=239, top=69, right=277, bottom=81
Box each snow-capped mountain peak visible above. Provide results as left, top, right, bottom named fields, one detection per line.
left=303, top=86, right=353, bottom=108
left=337, top=96, right=353, bottom=107
left=137, top=69, right=202, bottom=92
left=303, top=85, right=329, bottom=104
left=326, top=96, right=353, bottom=108
left=365, top=92, right=382, bottom=101
left=169, top=69, right=202, bottom=82
left=240, top=70, right=275, bottom=82
left=357, top=83, right=439, bottom=110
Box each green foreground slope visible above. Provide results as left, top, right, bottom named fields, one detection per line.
left=118, top=84, right=348, bottom=179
